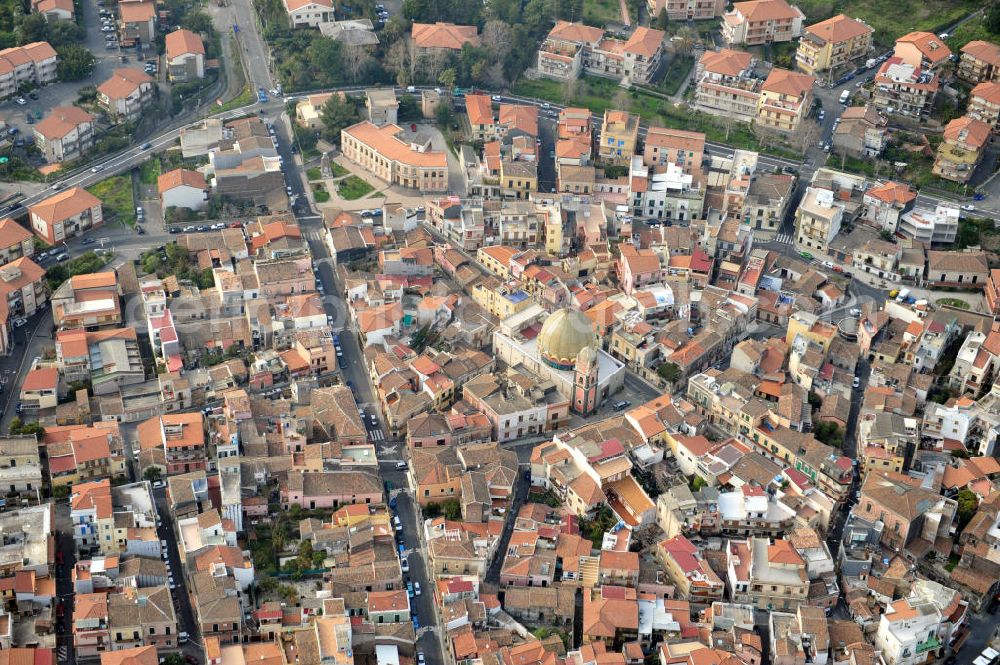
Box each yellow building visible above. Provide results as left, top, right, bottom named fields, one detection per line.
left=795, top=14, right=873, bottom=76
left=500, top=160, right=537, bottom=200
left=599, top=110, right=639, bottom=163
left=476, top=245, right=518, bottom=279
left=756, top=68, right=815, bottom=133
left=784, top=310, right=837, bottom=351
left=472, top=282, right=534, bottom=321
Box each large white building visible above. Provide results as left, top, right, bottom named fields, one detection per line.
left=897, top=204, right=959, bottom=245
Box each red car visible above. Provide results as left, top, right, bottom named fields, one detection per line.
left=229, top=221, right=243, bottom=229
left=56, top=603, right=64, bottom=618
left=55, top=551, right=63, bottom=565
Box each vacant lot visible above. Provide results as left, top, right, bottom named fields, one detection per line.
left=87, top=176, right=135, bottom=226
left=793, top=0, right=980, bottom=45
left=945, top=15, right=1000, bottom=53
left=583, top=0, right=623, bottom=27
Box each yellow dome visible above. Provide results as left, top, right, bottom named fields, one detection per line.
left=537, top=308, right=595, bottom=370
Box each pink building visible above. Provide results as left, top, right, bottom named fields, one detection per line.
left=616, top=244, right=665, bottom=294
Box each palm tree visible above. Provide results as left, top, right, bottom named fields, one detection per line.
left=674, top=26, right=697, bottom=56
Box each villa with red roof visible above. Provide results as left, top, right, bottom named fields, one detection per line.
left=657, top=535, right=725, bottom=607
left=536, top=22, right=665, bottom=85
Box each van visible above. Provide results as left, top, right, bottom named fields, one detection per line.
left=612, top=400, right=630, bottom=412
left=839, top=90, right=850, bottom=104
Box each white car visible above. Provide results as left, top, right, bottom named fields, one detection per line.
left=849, top=308, right=861, bottom=317
left=12, top=317, right=26, bottom=328
left=852, top=377, right=861, bottom=389
left=962, top=204, right=975, bottom=211
left=393, top=516, right=402, bottom=532
left=401, top=558, right=410, bottom=573
left=417, top=653, right=425, bottom=665
left=491, top=95, right=501, bottom=102
left=414, top=582, right=421, bottom=596
left=15, top=97, right=26, bottom=105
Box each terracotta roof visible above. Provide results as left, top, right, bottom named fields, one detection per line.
left=98, top=68, right=154, bottom=101
left=411, top=22, right=479, bottom=50
left=896, top=31, right=952, bottom=65
left=943, top=115, right=991, bottom=149
left=499, top=104, right=538, bottom=136
left=29, top=187, right=101, bottom=223
left=548, top=21, right=604, bottom=44
left=732, top=0, right=801, bottom=22
left=699, top=48, right=753, bottom=77
left=157, top=168, right=207, bottom=194
left=0, top=218, right=32, bottom=248
left=962, top=40, right=1000, bottom=68
left=34, top=106, right=93, bottom=140
left=342, top=121, right=447, bottom=168
left=165, top=29, right=205, bottom=60
left=21, top=366, right=57, bottom=392
left=804, top=14, right=871, bottom=44
left=972, top=80, right=1000, bottom=105
left=34, top=0, right=74, bottom=14
left=623, top=26, right=665, bottom=58
left=465, top=94, right=494, bottom=126
left=865, top=181, right=915, bottom=206
left=762, top=68, right=815, bottom=97
left=119, top=1, right=154, bottom=22
left=283, top=0, right=332, bottom=10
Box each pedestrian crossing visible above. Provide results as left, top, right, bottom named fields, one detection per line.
left=774, top=232, right=794, bottom=244
left=58, top=648, right=68, bottom=661
left=369, top=428, right=385, bottom=442
left=305, top=229, right=326, bottom=242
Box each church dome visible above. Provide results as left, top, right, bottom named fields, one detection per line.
left=537, top=308, right=594, bottom=370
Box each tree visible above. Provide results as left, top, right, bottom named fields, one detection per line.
left=879, top=229, right=895, bottom=242
left=56, top=45, right=96, bottom=81
left=438, top=67, right=457, bottom=91
left=342, top=43, right=373, bottom=83
left=398, top=94, right=421, bottom=121
left=955, top=489, right=979, bottom=532
left=656, top=8, right=668, bottom=30
left=657, top=362, right=681, bottom=383
left=182, top=11, right=214, bottom=34
left=385, top=40, right=412, bottom=86
left=481, top=20, right=512, bottom=63
left=813, top=421, right=844, bottom=448
left=143, top=467, right=163, bottom=481
left=988, top=2, right=1000, bottom=35
left=673, top=26, right=696, bottom=55
left=319, top=94, right=360, bottom=145
left=17, top=13, right=49, bottom=44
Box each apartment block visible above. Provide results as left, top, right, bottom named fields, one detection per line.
left=722, top=0, right=804, bottom=47
left=599, top=110, right=639, bottom=163
left=893, top=31, right=952, bottom=71
left=958, top=40, right=1000, bottom=84
left=795, top=14, right=873, bottom=76
left=341, top=121, right=448, bottom=192
left=872, top=57, right=939, bottom=119
left=968, top=81, right=1000, bottom=130
left=536, top=22, right=665, bottom=85
left=794, top=187, right=843, bottom=255
left=694, top=48, right=760, bottom=122
left=97, top=68, right=156, bottom=123
left=33, top=106, right=95, bottom=163
left=649, top=0, right=725, bottom=21
left=164, top=28, right=205, bottom=82
left=0, top=42, right=58, bottom=100
left=932, top=115, right=991, bottom=183
left=29, top=186, right=103, bottom=245
left=756, top=68, right=815, bottom=133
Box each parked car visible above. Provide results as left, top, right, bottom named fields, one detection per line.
left=401, top=558, right=409, bottom=573
left=852, top=377, right=861, bottom=389
left=15, top=96, right=26, bottom=105
left=12, top=317, right=26, bottom=328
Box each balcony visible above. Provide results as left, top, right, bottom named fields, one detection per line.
left=915, top=635, right=941, bottom=654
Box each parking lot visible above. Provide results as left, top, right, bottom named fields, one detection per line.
left=0, top=0, right=160, bottom=140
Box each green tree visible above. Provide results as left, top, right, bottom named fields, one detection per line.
left=656, top=8, right=668, bottom=30
left=955, top=489, right=979, bottom=532
left=988, top=2, right=1000, bottom=34
left=181, top=11, right=214, bottom=34
left=17, top=13, right=49, bottom=44
left=143, top=467, right=163, bottom=481
left=690, top=476, right=707, bottom=491
left=813, top=421, right=844, bottom=448
left=56, top=45, right=96, bottom=81
left=438, top=67, right=457, bottom=91
left=319, top=94, right=360, bottom=145
left=673, top=26, right=696, bottom=55
left=441, top=499, right=462, bottom=520
left=398, top=94, right=421, bottom=121
left=163, top=655, right=185, bottom=665
left=657, top=362, right=681, bottom=383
